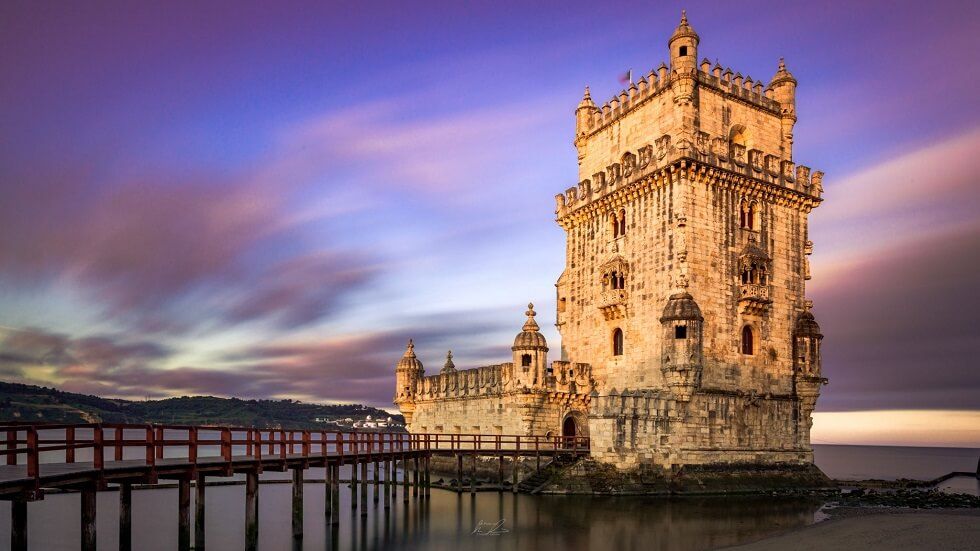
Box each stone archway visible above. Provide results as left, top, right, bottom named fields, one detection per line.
left=560, top=410, right=588, bottom=448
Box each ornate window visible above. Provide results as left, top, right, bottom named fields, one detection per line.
left=739, top=200, right=758, bottom=230
left=609, top=271, right=626, bottom=290
left=618, top=209, right=626, bottom=236
left=612, top=328, right=624, bottom=356
left=741, top=325, right=754, bottom=355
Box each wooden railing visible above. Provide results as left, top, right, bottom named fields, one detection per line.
left=0, top=423, right=589, bottom=482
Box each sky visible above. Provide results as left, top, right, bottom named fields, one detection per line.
left=1, top=1, right=978, bottom=446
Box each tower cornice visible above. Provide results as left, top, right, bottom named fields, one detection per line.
left=556, top=156, right=822, bottom=230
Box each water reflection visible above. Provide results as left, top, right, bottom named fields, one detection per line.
left=0, top=479, right=822, bottom=551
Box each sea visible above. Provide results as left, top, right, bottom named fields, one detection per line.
left=0, top=444, right=976, bottom=550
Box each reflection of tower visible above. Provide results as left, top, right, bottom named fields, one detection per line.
left=512, top=303, right=548, bottom=388
left=393, top=340, right=423, bottom=425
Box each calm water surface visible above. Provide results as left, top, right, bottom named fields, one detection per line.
left=0, top=445, right=976, bottom=550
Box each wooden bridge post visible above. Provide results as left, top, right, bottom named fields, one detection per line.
left=323, top=462, right=334, bottom=522
left=373, top=459, right=380, bottom=504
left=195, top=472, right=206, bottom=551
left=351, top=458, right=359, bottom=510
left=11, top=499, right=27, bottom=551
left=413, top=455, right=420, bottom=498
left=383, top=458, right=391, bottom=509
left=513, top=436, right=520, bottom=493
left=498, top=455, right=504, bottom=492
left=81, top=485, right=97, bottom=551
left=360, top=459, right=368, bottom=516
left=470, top=455, right=476, bottom=494
left=291, top=467, right=304, bottom=541
left=178, top=478, right=191, bottom=551
left=401, top=455, right=409, bottom=503
left=245, top=471, right=259, bottom=551
left=456, top=454, right=463, bottom=493
left=388, top=455, right=398, bottom=500
left=330, top=464, right=340, bottom=525
left=119, top=482, right=133, bottom=551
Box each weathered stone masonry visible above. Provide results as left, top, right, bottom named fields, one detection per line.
left=395, top=12, right=826, bottom=472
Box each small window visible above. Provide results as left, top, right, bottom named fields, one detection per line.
left=679, top=46, right=688, bottom=56
left=741, top=326, right=754, bottom=355
left=675, top=325, right=687, bottom=339
left=618, top=209, right=626, bottom=236
left=521, top=354, right=532, bottom=367
left=612, top=328, right=624, bottom=356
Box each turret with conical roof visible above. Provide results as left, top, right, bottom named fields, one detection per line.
left=575, top=86, right=598, bottom=143
left=393, top=339, right=424, bottom=421
left=769, top=58, right=798, bottom=159
left=441, top=350, right=456, bottom=374
left=512, top=302, right=549, bottom=388
left=668, top=10, right=699, bottom=74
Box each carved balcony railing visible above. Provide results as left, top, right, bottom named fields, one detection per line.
left=597, top=288, right=628, bottom=320
left=738, top=283, right=771, bottom=315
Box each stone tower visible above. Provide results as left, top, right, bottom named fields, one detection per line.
left=554, top=12, right=826, bottom=469
left=395, top=12, right=826, bottom=476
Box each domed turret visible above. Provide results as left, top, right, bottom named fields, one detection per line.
left=441, top=350, right=456, bottom=374
left=513, top=303, right=548, bottom=350
left=668, top=10, right=699, bottom=73
left=512, top=303, right=548, bottom=388
left=575, top=86, right=598, bottom=141
left=769, top=58, right=798, bottom=159
left=660, top=292, right=704, bottom=401
left=393, top=339, right=424, bottom=421
left=793, top=305, right=824, bottom=379
left=659, top=292, right=703, bottom=322
left=396, top=339, right=424, bottom=373
left=794, top=309, right=822, bottom=338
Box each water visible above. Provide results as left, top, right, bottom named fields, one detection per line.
left=0, top=445, right=976, bottom=550
left=0, top=483, right=821, bottom=550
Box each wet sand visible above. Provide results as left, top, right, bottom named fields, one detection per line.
left=726, top=509, right=980, bottom=550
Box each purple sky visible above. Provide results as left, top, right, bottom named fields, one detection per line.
left=1, top=2, right=978, bottom=429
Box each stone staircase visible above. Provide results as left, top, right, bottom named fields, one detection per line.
left=517, top=454, right=581, bottom=494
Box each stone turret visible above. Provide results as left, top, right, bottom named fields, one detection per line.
left=393, top=339, right=424, bottom=423
left=769, top=58, right=797, bottom=159
left=792, top=306, right=823, bottom=379
left=440, top=350, right=456, bottom=375
left=512, top=303, right=548, bottom=388
left=575, top=86, right=598, bottom=146
left=668, top=10, right=699, bottom=73
left=659, top=292, right=704, bottom=401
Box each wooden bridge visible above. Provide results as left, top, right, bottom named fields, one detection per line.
left=0, top=423, right=589, bottom=550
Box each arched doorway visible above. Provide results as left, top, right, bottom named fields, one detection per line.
left=562, top=416, right=577, bottom=448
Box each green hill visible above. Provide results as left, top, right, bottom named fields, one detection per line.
left=0, top=381, right=402, bottom=429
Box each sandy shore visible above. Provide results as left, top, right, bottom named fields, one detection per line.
left=727, top=509, right=980, bottom=550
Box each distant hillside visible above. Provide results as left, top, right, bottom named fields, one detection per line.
left=0, top=381, right=403, bottom=429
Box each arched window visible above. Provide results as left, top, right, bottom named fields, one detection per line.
left=741, top=326, right=754, bottom=355
left=739, top=200, right=759, bottom=231
left=610, top=271, right=625, bottom=290
left=611, top=212, right=620, bottom=238
left=521, top=354, right=532, bottom=367
left=612, top=328, right=624, bottom=356
left=618, top=209, right=626, bottom=236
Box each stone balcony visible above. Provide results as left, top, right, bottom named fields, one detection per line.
left=598, top=288, right=628, bottom=320
left=738, top=283, right=771, bottom=315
